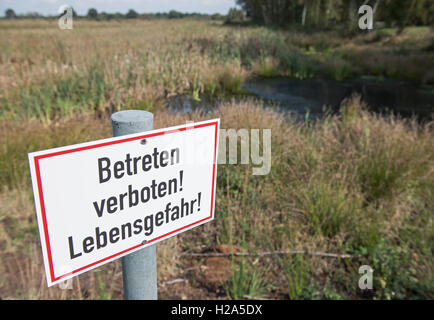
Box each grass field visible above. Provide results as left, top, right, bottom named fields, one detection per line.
left=0, top=19, right=433, bottom=300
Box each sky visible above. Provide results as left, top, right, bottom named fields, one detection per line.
left=0, top=0, right=237, bottom=16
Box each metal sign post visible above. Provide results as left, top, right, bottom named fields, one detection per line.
left=28, top=110, right=218, bottom=289
left=111, top=110, right=158, bottom=300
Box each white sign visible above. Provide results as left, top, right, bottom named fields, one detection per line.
left=28, top=119, right=220, bottom=286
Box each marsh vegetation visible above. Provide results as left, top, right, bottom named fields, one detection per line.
left=0, top=19, right=432, bottom=300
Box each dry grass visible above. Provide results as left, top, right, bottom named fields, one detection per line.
left=1, top=20, right=433, bottom=121
left=3, top=97, right=431, bottom=299
left=0, top=19, right=433, bottom=300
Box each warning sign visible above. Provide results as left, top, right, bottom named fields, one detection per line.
left=28, top=119, right=220, bottom=286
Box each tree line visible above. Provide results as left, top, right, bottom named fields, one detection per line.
left=3, top=8, right=224, bottom=21
left=5, top=1, right=434, bottom=28
left=234, top=0, right=434, bottom=28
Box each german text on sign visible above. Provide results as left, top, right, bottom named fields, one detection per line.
left=28, top=119, right=220, bottom=286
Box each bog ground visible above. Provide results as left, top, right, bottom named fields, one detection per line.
left=0, top=19, right=433, bottom=300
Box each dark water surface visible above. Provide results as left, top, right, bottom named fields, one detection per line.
left=242, top=77, right=434, bottom=121
left=169, top=77, right=433, bottom=121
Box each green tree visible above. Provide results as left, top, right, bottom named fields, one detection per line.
left=236, top=0, right=433, bottom=28
left=99, top=12, right=115, bottom=21
left=5, top=8, right=16, bottom=19
left=225, top=7, right=245, bottom=24
left=236, top=0, right=297, bottom=26
left=168, top=10, right=183, bottom=19
left=211, top=13, right=223, bottom=20
left=87, top=8, right=98, bottom=19
left=376, top=0, right=434, bottom=28
left=126, top=9, right=138, bottom=19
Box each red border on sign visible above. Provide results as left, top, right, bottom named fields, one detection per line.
left=33, top=121, right=219, bottom=283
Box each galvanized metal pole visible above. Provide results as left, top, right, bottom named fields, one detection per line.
left=111, top=110, right=158, bottom=300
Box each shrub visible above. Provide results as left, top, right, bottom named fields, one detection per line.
left=225, top=8, right=246, bottom=25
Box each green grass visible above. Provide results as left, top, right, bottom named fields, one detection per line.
left=0, top=20, right=433, bottom=300
left=1, top=22, right=433, bottom=121
left=1, top=97, right=432, bottom=300
left=296, top=179, right=362, bottom=239
left=283, top=254, right=311, bottom=300
left=225, top=258, right=266, bottom=299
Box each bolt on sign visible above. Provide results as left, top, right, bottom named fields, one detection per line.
left=28, top=119, right=220, bottom=287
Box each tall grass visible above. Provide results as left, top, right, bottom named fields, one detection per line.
left=0, top=19, right=433, bottom=299
left=0, top=97, right=432, bottom=299
left=1, top=21, right=433, bottom=121
left=225, top=258, right=265, bottom=299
